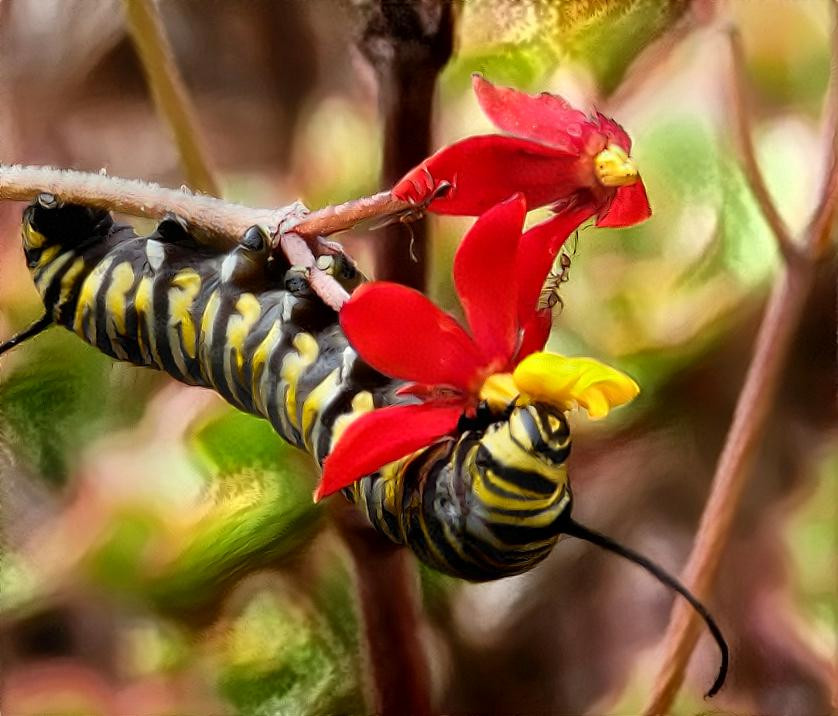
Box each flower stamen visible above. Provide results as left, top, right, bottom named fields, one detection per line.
left=594, top=144, right=639, bottom=188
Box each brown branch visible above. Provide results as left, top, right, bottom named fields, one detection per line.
left=293, top=191, right=410, bottom=240
left=808, top=4, right=838, bottom=261
left=330, top=501, right=431, bottom=716
left=727, top=27, right=801, bottom=264
left=355, top=0, right=455, bottom=288
left=0, top=164, right=279, bottom=249
left=122, top=0, right=221, bottom=197
left=311, top=4, right=457, bottom=714
left=644, top=13, right=838, bottom=715
left=0, top=165, right=359, bottom=309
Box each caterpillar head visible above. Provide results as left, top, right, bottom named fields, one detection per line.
left=476, top=402, right=572, bottom=495
left=22, top=194, right=113, bottom=267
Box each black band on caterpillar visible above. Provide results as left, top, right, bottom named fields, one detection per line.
left=6, top=197, right=728, bottom=694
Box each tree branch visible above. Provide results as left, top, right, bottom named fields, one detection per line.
left=354, top=0, right=455, bottom=288
left=807, top=3, right=838, bottom=260
left=314, top=4, right=456, bottom=714
left=0, top=165, right=359, bottom=308
left=644, top=12, right=838, bottom=714
left=0, top=165, right=272, bottom=245
left=122, top=0, right=221, bottom=197
left=727, top=27, right=801, bottom=264
left=292, top=190, right=410, bottom=240
left=331, top=501, right=431, bottom=716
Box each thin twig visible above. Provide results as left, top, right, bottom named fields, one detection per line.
left=0, top=164, right=279, bottom=249
left=122, top=0, right=221, bottom=197
left=606, top=3, right=712, bottom=111
left=728, top=27, right=801, bottom=264
left=808, top=4, right=838, bottom=260
left=292, top=191, right=410, bottom=240
left=0, top=165, right=359, bottom=308
left=643, top=264, right=815, bottom=714
left=0, top=164, right=415, bottom=249
left=644, top=13, right=838, bottom=715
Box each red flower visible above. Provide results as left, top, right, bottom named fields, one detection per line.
left=393, top=74, right=651, bottom=230
left=316, top=195, right=637, bottom=499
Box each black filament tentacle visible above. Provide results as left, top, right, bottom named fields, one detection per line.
left=563, top=517, right=728, bottom=698
left=0, top=314, right=52, bottom=357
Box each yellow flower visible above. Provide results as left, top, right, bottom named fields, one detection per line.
left=480, top=352, right=639, bottom=419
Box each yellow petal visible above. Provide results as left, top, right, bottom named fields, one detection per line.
left=513, top=352, right=639, bottom=419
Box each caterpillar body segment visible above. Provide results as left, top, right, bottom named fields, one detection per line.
left=18, top=199, right=573, bottom=580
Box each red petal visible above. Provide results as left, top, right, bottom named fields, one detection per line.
left=595, top=112, right=632, bottom=152
left=390, top=164, right=436, bottom=207
left=454, top=194, right=527, bottom=367
left=596, top=180, right=651, bottom=228
left=392, top=135, right=583, bottom=216
left=316, top=403, right=463, bottom=499
left=515, top=203, right=596, bottom=333
left=472, top=74, right=591, bottom=153
left=517, top=310, right=553, bottom=362
left=340, top=282, right=483, bottom=389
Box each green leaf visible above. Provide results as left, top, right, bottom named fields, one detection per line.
left=0, top=330, right=154, bottom=486
left=455, top=0, right=693, bottom=94
left=139, top=409, right=323, bottom=614
left=217, top=576, right=364, bottom=716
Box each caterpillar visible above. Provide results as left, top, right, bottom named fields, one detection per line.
left=3, top=195, right=728, bottom=695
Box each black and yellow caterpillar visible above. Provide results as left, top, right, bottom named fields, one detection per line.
left=4, top=195, right=728, bottom=694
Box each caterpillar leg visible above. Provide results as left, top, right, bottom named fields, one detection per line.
left=282, top=255, right=365, bottom=301
left=284, top=265, right=313, bottom=298
left=0, top=314, right=52, bottom=358
left=314, top=253, right=366, bottom=292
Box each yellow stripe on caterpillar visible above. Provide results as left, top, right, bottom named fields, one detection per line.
left=168, top=269, right=202, bottom=360
left=280, top=332, right=319, bottom=430
left=105, top=262, right=136, bottom=336
left=330, top=390, right=375, bottom=447
left=198, top=290, right=221, bottom=386
left=22, top=223, right=46, bottom=249
left=34, top=251, right=73, bottom=297
left=300, top=367, right=341, bottom=452
left=133, top=276, right=160, bottom=367
left=104, top=261, right=136, bottom=360
left=73, top=256, right=114, bottom=342
left=226, top=293, right=261, bottom=372
left=251, top=320, right=283, bottom=415
left=58, top=258, right=88, bottom=317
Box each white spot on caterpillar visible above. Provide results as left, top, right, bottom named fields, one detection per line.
left=146, top=240, right=165, bottom=271
left=340, top=346, right=357, bottom=380
left=281, top=293, right=297, bottom=322
left=220, top=253, right=237, bottom=283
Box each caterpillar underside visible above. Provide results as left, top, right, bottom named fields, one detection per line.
left=18, top=199, right=574, bottom=581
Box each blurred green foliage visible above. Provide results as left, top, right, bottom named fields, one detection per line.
left=218, top=560, right=364, bottom=716
left=0, top=331, right=154, bottom=485
left=786, top=449, right=837, bottom=648
left=77, top=409, right=324, bottom=615
left=451, top=0, right=691, bottom=94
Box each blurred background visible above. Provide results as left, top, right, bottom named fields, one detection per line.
left=0, top=1, right=835, bottom=714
